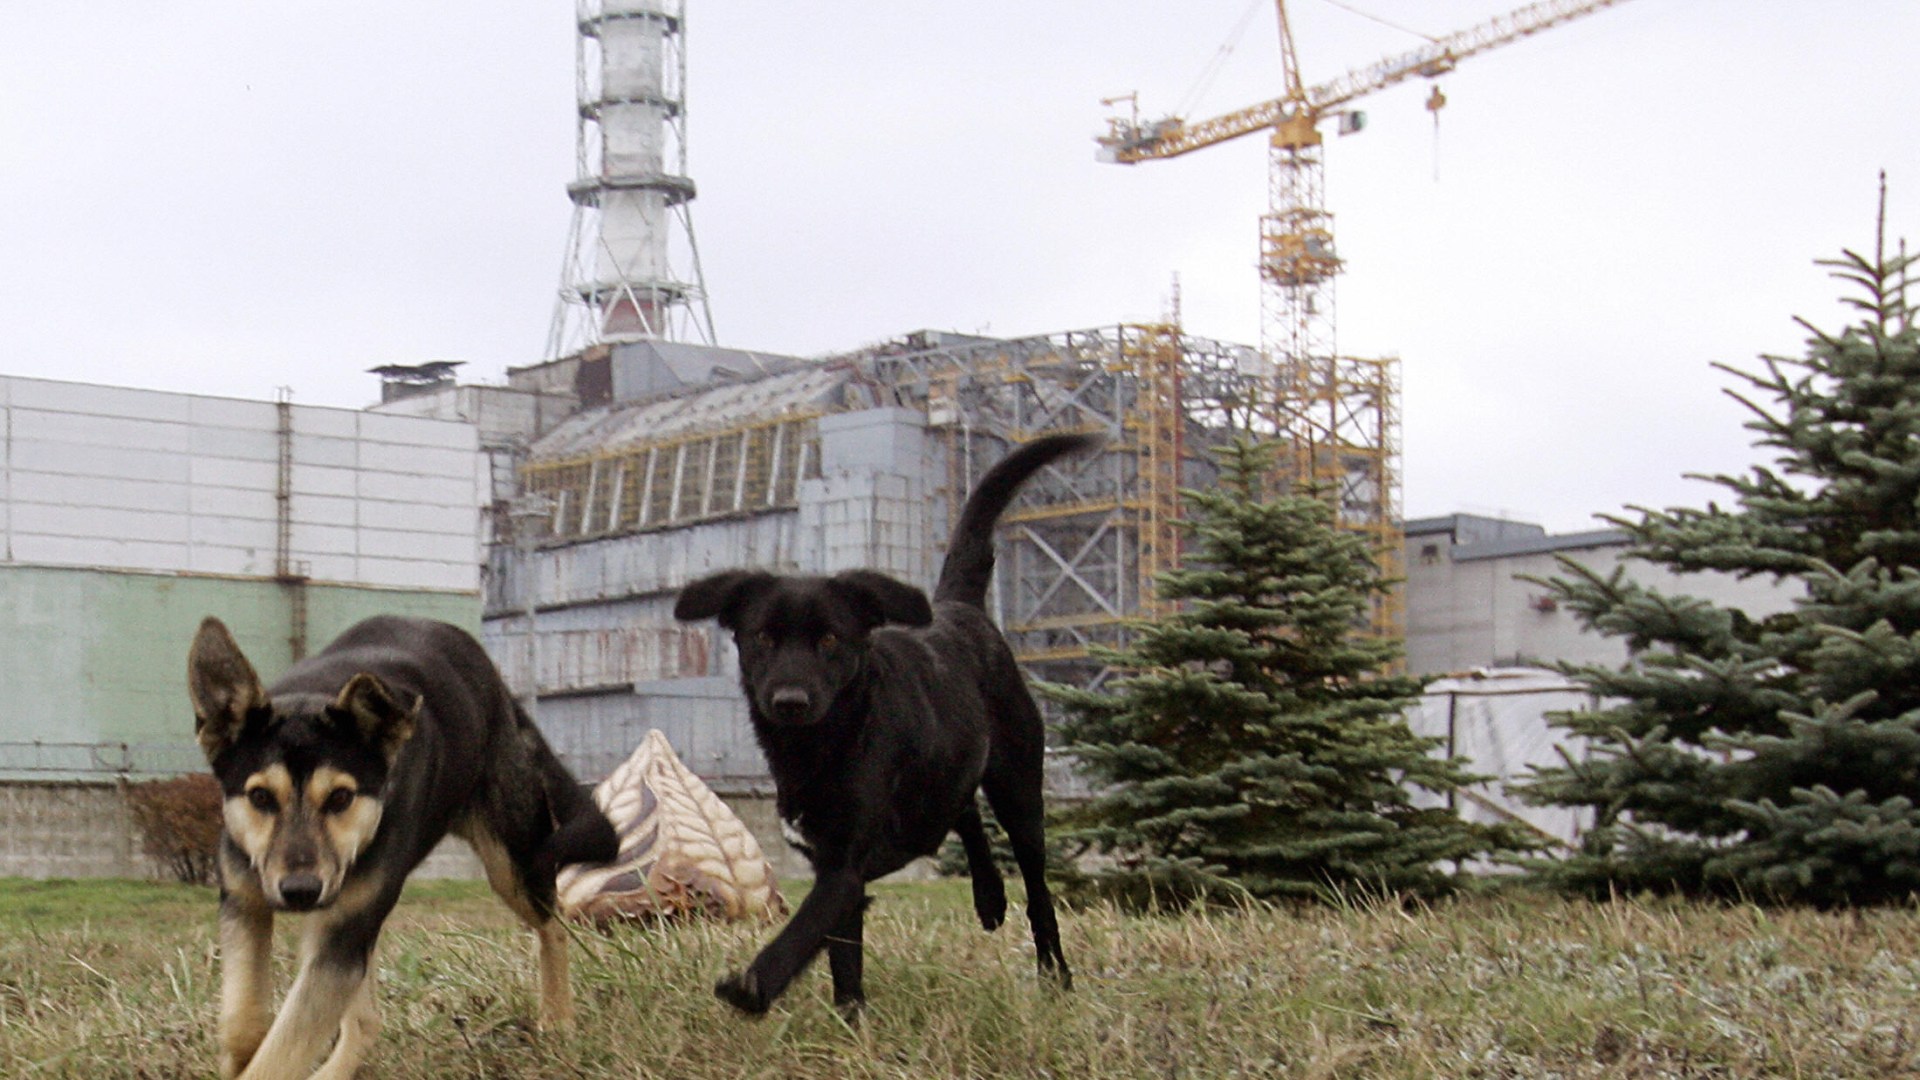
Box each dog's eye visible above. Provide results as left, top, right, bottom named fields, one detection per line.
left=246, top=788, right=277, bottom=814
left=754, top=632, right=774, bottom=649
left=321, top=788, right=355, bottom=815
left=818, top=633, right=838, bottom=652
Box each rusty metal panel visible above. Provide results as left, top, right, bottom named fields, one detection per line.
left=533, top=677, right=763, bottom=787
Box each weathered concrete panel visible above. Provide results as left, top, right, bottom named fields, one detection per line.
left=290, top=432, right=358, bottom=469
left=10, top=438, right=192, bottom=483
left=187, top=424, right=279, bottom=462
left=0, top=564, right=480, bottom=767
left=289, top=462, right=358, bottom=499
left=11, top=472, right=192, bottom=516
left=8, top=379, right=190, bottom=423
left=357, top=469, right=476, bottom=508
left=0, top=783, right=141, bottom=877
left=357, top=442, right=473, bottom=479
left=292, top=405, right=358, bottom=439
left=192, top=456, right=280, bottom=491
left=188, top=487, right=278, bottom=521
left=0, top=780, right=488, bottom=879
left=188, top=513, right=279, bottom=549
left=357, top=528, right=477, bottom=564
left=0, top=777, right=814, bottom=883
left=357, top=500, right=475, bottom=536
left=9, top=535, right=191, bottom=572
left=188, top=395, right=278, bottom=430
left=355, top=556, right=473, bottom=592
left=359, top=409, right=478, bottom=450
left=11, top=408, right=190, bottom=454
left=488, top=512, right=804, bottom=616
left=2, top=375, right=483, bottom=594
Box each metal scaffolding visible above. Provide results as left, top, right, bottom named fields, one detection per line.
left=849, top=324, right=1403, bottom=687
left=513, top=324, right=1401, bottom=688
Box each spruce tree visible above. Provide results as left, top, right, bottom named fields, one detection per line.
left=1520, top=199, right=1920, bottom=905
left=1048, top=438, right=1532, bottom=907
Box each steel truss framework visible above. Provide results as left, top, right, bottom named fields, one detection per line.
left=522, top=414, right=823, bottom=540
left=858, top=324, right=1402, bottom=687
left=548, top=0, right=716, bottom=356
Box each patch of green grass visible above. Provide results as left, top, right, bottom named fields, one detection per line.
left=2, top=877, right=1918, bottom=1078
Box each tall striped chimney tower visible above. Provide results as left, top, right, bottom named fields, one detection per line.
left=548, top=0, right=714, bottom=355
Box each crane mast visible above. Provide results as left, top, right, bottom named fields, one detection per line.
left=1099, top=0, right=1630, bottom=640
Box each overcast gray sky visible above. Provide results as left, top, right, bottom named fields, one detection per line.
left=4, top=2, right=1917, bottom=533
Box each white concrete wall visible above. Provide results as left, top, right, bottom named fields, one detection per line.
left=369, top=383, right=571, bottom=448
left=803, top=407, right=932, bottom=584
left=0, top=375, right=484, bottom=592
left=1405, top=524, right=1799, bottom=675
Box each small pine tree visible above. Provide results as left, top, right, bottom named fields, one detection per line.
left=1048, top=438, right=1533, bottom=908
left=1519, top=193, right=1920, bottom=905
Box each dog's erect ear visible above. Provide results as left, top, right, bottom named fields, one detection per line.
left=674, top=569, right=777, bottom=631
left=188, top=617, right=269, bottom=763
left=333, top=673, right=419, bottom=763
left=830, top=570, right=934, bottom=631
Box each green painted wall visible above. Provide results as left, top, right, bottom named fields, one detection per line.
left=0, top=565, right=478, bottom=767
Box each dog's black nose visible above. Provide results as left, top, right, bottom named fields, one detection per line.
left=279, top=873, right=324, bottom=910
left=769, top=687, right=812, bottom=721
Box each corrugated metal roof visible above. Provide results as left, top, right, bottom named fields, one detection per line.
left=528, top=362, right=854, bottom=462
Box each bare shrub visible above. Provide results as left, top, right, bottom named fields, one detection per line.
left=124, top=774, right=223, bottom=885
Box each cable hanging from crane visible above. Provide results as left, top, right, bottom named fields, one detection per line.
left=1315, top=0, right=1439, bottom=44
left=1174, top=0, right=1268, bottom=122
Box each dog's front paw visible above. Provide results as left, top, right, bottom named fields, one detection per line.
left=220, top=1020, right=267, bottom=1079
left=715, top=971, right=771, bottom=1016
left=833, top=993, right=867, bottom=1025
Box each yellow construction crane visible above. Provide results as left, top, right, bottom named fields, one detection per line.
left=1099, top=0, right=1632, bottom=639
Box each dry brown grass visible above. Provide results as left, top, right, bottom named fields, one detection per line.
left=1, top=877, right=1917, bottom=1078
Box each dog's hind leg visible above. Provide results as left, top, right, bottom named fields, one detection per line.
left=533, top=917, right=576, bottom=1031
left=466, top=819, right=579, bottom=1031
left=981, top=763, right=1073, bottom=991
left=954, top=802, right=1006, bottom=931
left=217, top=895, right=273, bottom=1080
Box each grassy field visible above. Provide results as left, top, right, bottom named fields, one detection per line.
left=1, top=877, right=1917, bottom=1079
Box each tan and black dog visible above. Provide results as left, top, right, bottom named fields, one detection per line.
left=674, top=432, right=1095, bottom=1015
left=188, top=615, right=616, bottom=1080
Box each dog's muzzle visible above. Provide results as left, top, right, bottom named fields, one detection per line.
left=277, top=872, right=326, bottom=911
left=767, top=687, right=813, bottom=724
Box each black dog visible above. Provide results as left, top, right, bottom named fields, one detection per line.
left=188, top=615, right=617, bottom=1079
left=674, top=432, right=1096, bottom=1014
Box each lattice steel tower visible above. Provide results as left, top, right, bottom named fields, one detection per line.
left=549, top=0, right=715, bottom=355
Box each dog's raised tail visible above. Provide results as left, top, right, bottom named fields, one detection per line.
left=934, top=432, right=1105, bottom=609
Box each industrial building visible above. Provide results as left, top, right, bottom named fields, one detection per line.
left=1402, top=513, right=1796, bottom=676
left=1398, top=514, right=1798, bottom=850
left=466, top=326, right=1318, bottom=793
left=0, top=374, right=487, bottom=875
